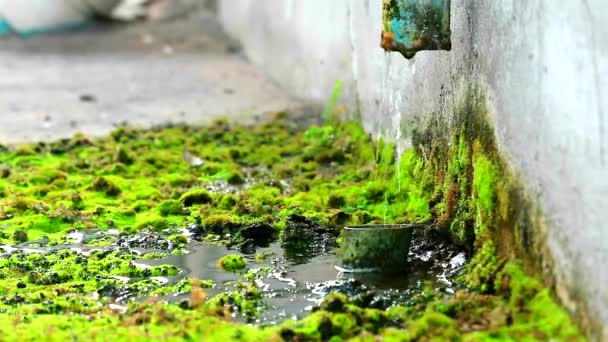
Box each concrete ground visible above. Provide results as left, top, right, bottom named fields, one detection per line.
left=0, top=9, right=309, bottom=145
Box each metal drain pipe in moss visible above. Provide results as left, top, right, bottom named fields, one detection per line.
left=217, top=254, right=248, bottom=272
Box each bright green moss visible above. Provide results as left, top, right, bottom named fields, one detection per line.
left=407, top=311, right=460, bottom=340
left=0, top=111, right=584, bottom=340
left=179, top=189, right=213, bottom=207
left=135, top=215, right=169, bottom=231
left=131, top=200, right=151, bottom=213
left=462, top=240, right=499, bottom=293
left=12, top=230, right=28, bottom=243
left=114, top=146, right=134, bottom=165
left=14, top=144, right=36, bottom=156
left=90, top=177, right=121, bottom=196
left=163, top=173, right=195, bottom=187
left=0, top=307, right=275, bottom=341
left=28, top=168, right=67, bottom=185
left=9, top=215, right=69, bottom=234
left=218, top=194, right=238, bottom=210
left=217, top=254, right=247, bottom=272
left=203, top=214, right=239, bottom=234
left=156, top=200, right=183, bottom=217
left=473, top=154, right=497, bottom=217
left=457, top=263, right=586, bottom=341
left=129, top=185, right=160, bottom=201
left=319, top=292, right=349, bottom=312
left=254, top=251, right=273, bottom=262
left=226, top=170, right=246, bottom=185
left=208, top=281, right=264, bottom=319
left=168, top=234, right=188, bottom=247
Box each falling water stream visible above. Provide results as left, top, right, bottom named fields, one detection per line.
left=376, top=52, right=416, bottom=224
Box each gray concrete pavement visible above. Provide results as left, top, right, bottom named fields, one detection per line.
left=0, top=10, right=308, bottom=144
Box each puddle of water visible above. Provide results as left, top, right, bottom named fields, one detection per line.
left=144, top=239, right=464, bottom=325
left=0, top=227, right=466, bottom=325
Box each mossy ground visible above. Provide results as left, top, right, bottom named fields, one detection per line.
left=217, top=254, right=248, bottom=272
left=0, top=114, right=583, bottom=341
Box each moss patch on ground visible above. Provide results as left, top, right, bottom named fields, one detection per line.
left=0, top=113, right=584, bottom=341
left=217, top=254, right=248, bottom=272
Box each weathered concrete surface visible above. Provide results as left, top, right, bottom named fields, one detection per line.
left=219, top=0, right=608, bottom=339
left=0, top=9, right=307, bottom=145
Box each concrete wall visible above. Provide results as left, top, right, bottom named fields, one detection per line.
left=217, top=0, right=608, bottom=339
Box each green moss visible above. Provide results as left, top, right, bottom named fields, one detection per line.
left=320, top=292, right=349, bottom=312
left=14, top=144, right=36, bottom=156
left=129, top=185, right=160, bottom=201
left=12, top=230, right=28, bottom=243
left=12, top=197, right=34, bottom=211
left=218, top=194, right=238, bottom=210
left=168, top=234, right=188, bottom=247
left=462, top=240, right=500, bottom=293
left=135, top=215, right=169, bottom=231
left=179, top=189, right=212, bottom=207
left=204, top=214, right=239, bottom=234
left=217, top=254, right=247, bottom=272
left=28, top=168, right=67, bottom=185
left=457, top=263, right=586, bottom=341
left=495, top=263, right=580, bottom=340
left=407, top=311, right=460, bottom=340
left=207, top=281, right=265, bottom=320
left=114, top=146, right=134, bottom=165
left=0, top=107, right=584, bottom=340
left=254, top=251, right=273, bottom=262
left=226, top=170, right=246, bottom=185
left=473, top=154, right=497, bottom=218
left=0, top=305, right=274, bottom=341
left=156, top=200, right=183, bottom=217
left=90, top=177, right=121, bottom=196
left=131, top=200, right=151, bottom=212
